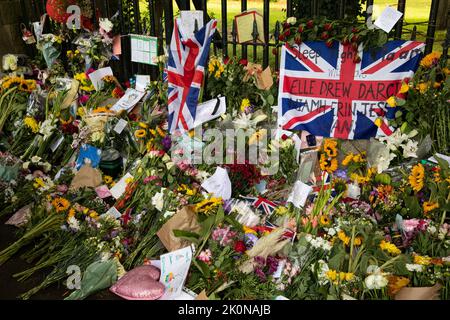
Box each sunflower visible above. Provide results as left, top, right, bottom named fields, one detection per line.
left=319, top=154, right=338, bottom=173
left=103, top=175, right=113, bottom=184
left=420, top=52, right=441, bottom=69
left=19, top=80, right=36, bottom=92
left=423, top=201, right=439, bottom=215
left=195, top=197, right=223, bottom=215
left=319, top=215, right=331, bottom=226
left=67, top=208, right=76, bottom=219
left=417, top=82, right=429, bottom=94
left=156, top=126, right=166, bottom=138
left=414, top=254, right=432, bottom=266
left=337, top=230, right=350, bottom=246
left=102, top=75, right=116, bottom=83
left=322, top=139, right=338, bottom=157
left=52, top=197, right=70, bottom=213
left=134, top=129, right=147, bottom=138
left=379, top=240, right=401, bottom=256
left=408, top=163, right=425, bottom=192
left=342, top=153, right=354, bottom=166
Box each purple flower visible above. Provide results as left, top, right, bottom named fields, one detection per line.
left=162, top=136, right=172, bottom=151
left=255, top=267, right=266, bottom=282
left=334, top=169, right=348, bottom=180
left=266, top=256, right=279, bottom=275
left=254, top=256, right=265, bottom=266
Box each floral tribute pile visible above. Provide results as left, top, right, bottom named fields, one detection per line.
left=0, top=12, right=449, bottom=300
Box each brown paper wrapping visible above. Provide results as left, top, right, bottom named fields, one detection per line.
left=243, top=62, right=273, bottom=90
left=70, top=163, right=103, bottom=191
left=157, top=205, right=201, bottom=252
left=5, top=204, right=32, bottom=227
left=194, top=290, right=209, bottom=300
left=395, top=283, right=442, bottom=300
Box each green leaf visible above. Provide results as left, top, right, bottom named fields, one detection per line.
left=215, top=206, right=224, bottom=225
left=173, top=229, right=200, bottom=245
left=396, top=98, right=406, bottom=106
left=267, top=94, right=275, bottom=106
left=193, top=259, right=211, bottom=278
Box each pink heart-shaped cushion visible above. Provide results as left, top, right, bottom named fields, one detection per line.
left=110, top=274, right=165, bottom=300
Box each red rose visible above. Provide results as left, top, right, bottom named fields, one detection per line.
left=325, top=39, right=334, bottom=48
left=306, top=20, right=314, bottom=29
left=298, top=24, right=304, bottom=33
left=323, top=23, right=333, bottom=31
left=279, top=33, right=285, bottom=41
left=351, top=34, right=360, bottom=43
left=320, top=32, right=329, bottom=40
left=234, top=240, right=246, bottom=253
left=283, top=22, right=290, bottom=30
left=239, top=58, right=248, bottom=66
left=352, top=27, right=359, bottom=33
left=223, top=56, right=230, bottom=65
left=294, top=34, right=302, bottom=45
left=284, top=29, right=291, bottom=37
left=281, top=134, right=289, bottom=140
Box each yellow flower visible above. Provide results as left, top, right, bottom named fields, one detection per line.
left=353, top=236, right=362, bottom=246
left=399, top=82, right=409, bottom=94
left=417, top=82, right=429, bottom=94
left=243, top=226, right=257, bottom=235
left=342, top=153, right=354, bottom=166
left=89, top=210, right=99, bottom=219
left=103, top=175, right=113, bottom=184
left=338, top=230, right=350, bottom=246
left=240, top=98, right=251, bottom=112
left=74, top=72, right=87, bottom=82
left=326, top=270, right=337, bottom=281
left=420, top=52, right=441, bottom=68
left=388, top=275, right=410, bottom=295
left=134, top=129, right=147, bottom=138
left=274, top=206, right=288, bottom=216
left=125, top=177, right=134, bottom=184
left=414, top=255, right=432, bottom=266
left=423, top=201, right=439, bottom=215
left=320, top=154, right=338, bottom=174
left=249, top=129, right=267, bottom=145
left=386, top=96, right=397, bottom=107
left=379, top=240, right=401, bottom=256
left=24, top=117, right=39, bottom=133
left=352, top=152, right=366, bottom=163
left=320, top=215, right=331, bottom=226
left=52, top=197, right=71, bottom=213
left=433, top=172, right=441, bottom=183
left=67, top=208, right=76, bottom=219
left=156, top=126, right=166, bottom=138
left=66, top=50, right=74, bottom=58
left=344, top=272, right=354, bottom=281
left=323, top=139, right=338, bottom=157
left=138, top=122, right=148, bottom=129
left=77, top=107, right=85, bottom=117
left=33, top=177, right=45, bottom=189
left=408, top=163, right=424, bottom=192
left=195, top=196, right=223, bottom=215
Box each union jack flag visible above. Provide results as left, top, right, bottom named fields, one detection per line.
left=167, top=19, right=217, bottom=133
left=278, top=40, right=424, bottom=139
left=241, top=196, right=279, bottom=216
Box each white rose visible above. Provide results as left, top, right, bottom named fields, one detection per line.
left=23, top=162, right=30, bottom=170
left=2, top=54, right=18, bottom=71
left=151, top=191, right=165, bottom=211
left=99, top=18, right=114, bottom=33
left=31, top=156, right=42, bottom=163
left=406, top=263, right=423, bottom=272
left=286, top=17, right=297, bottom=25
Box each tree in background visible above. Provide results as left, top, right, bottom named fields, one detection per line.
left=291, top=0, right=368, bottom=21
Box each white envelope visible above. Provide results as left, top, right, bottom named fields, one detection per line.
left=287, top=180, right=312, bottom=208
left=88, top=67, right=113, bottom=91
left=109, top=172, right=134, bottom=199
left=193, top=96, right=226, bottom=127
left=374, top=6, right=403, bottom=33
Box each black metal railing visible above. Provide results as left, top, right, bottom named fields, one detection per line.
left=20, top=0, right=450, bottom=82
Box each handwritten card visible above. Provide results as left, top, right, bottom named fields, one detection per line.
left=76, top=144, right=102, bottom=170
left=374, top=6, right=403, bottom=33
left=287, top=180, right=312, bottom=208
left=135, top=75, right=151, bottom=92
left=159, top=245, right=194, bottom=300
left=109, top=172, right=133, bottom=199
left=193, top=96, right=226, bottom=127
left=101, top=206, right=121, bottom=219
left=201, top=167, right=232, bottom=200
left=88, top=67, right=113, bottom=91
left=130, top=34, right=158, bottom=65
left=180, top=10, right=204, bottom=39
left=110, top=88, right=145, bottom=113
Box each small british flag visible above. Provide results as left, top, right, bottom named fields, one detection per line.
left=241, top=196, right=279, bottom=216
left=167, top=18, right=217, bottom=133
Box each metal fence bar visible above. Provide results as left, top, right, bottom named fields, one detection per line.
left=163, top=0, right=174, bottom=46
left=425, top=0, right=440, bottom=54
left=339, top=0, right=345, bottom=20
left=241, top=0, right=248, bottom=60
left=262, top=0, right=270, bottom=68
left=366, top=0, right=374, bottom=23
left=443, top=8, right=450, bottom=62
left=395, top=0, right=407, bottom=40
left=117, top=0, right=129, bottom=81
left=221, top=0, right=227, bottom=58
left=286, top=0, right=293, bottom=17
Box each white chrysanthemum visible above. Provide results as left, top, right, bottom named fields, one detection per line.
left=406, top=263, right=424, bottom=272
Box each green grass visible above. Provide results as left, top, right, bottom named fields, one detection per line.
left=140, top=0, right=447, bottom=66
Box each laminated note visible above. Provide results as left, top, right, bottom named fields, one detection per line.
left=374, top=6, right=403, bottom=33
left=235, top=10, right=265, bottom=43
left=109, top=172, right=133, bottom=199
left=201, top=167, right=232, bottom=200
left=130, top=34, right=158, bottom=65
left=180, top=10, right=204, bottom=39
left=110, top=88, right=145, bottom=113
left=193, top=96, right=226, bottom=127
left=88, top=67, right=113, bottom=91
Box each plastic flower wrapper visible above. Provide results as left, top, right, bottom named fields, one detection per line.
left=65, top=259, right=118, bottom=300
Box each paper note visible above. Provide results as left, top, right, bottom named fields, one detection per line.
left=88, top=67, right=113, bottom=91
left=76, top=144, right=102, bottom=170
left=159, top=245, right=193, bottom=300
left=95, top=185, right=112, bottom=199
left=235, top=10, right=264, bottom=43
left=109, top=172, right=133, bottom=199
left=110, top=88, right=145, bottom=113
left=135, top=75, right=151, bottom=92
left=428, top=153, right=450, bottom=166
left=287, top=180, right=313, bottom=208
left=102, top=206, right=121, bottom=219
left=113, top=119, right=128, bottom=134
left=193, top=96, right=226, bottom=127
left=201, top=167, right=232, bottom=200
left=180, top=10, right=204, bottom=39
left=374, top=6, right=403, bottom=33
left=130, top=34, right=158, bottom=65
